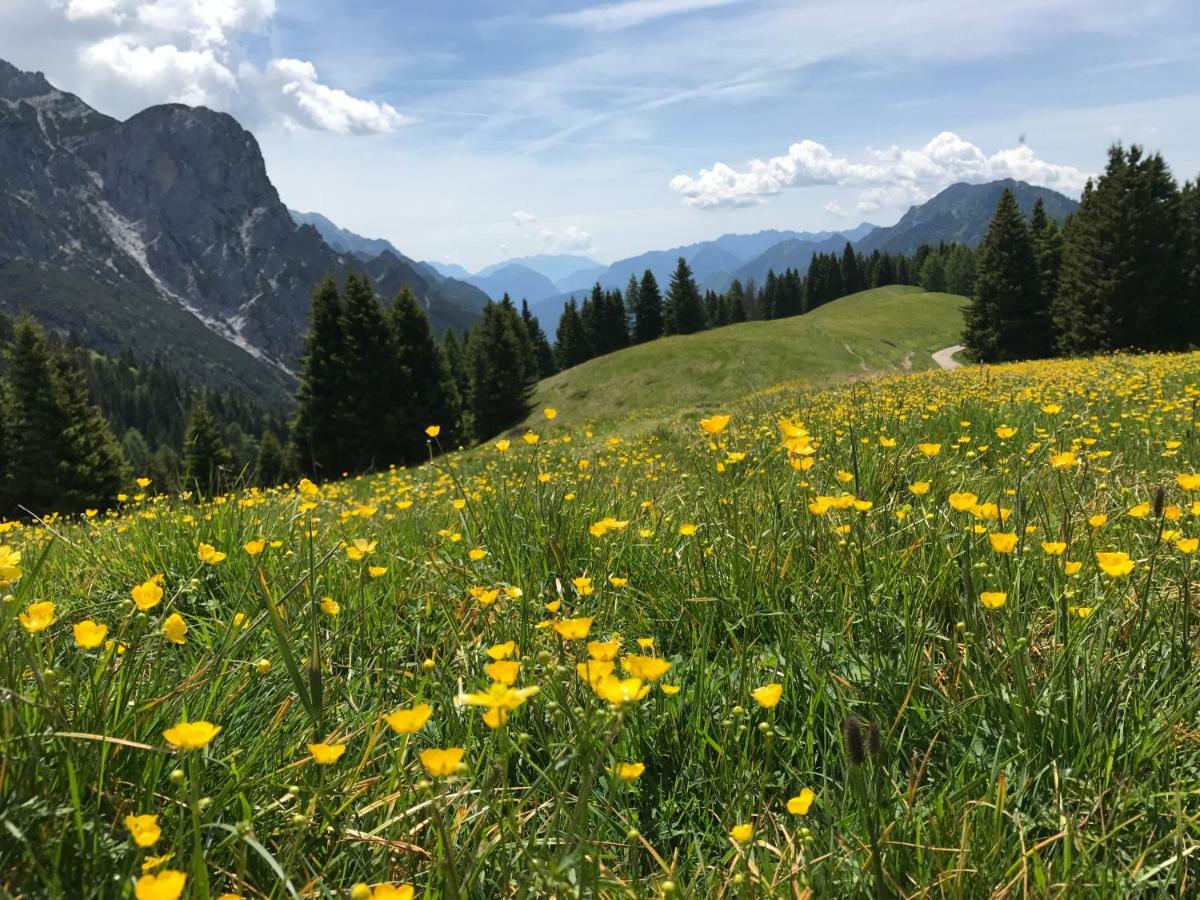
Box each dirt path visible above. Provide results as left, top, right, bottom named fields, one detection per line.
left=932, top=344, right=965, bottom=370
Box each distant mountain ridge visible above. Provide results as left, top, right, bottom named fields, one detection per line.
left=0, top=58, right=488, bottom=406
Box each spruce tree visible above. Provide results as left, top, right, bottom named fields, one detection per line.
left=841, top=243, right=863, bottom=295
left=290, top=277, right=351, bottom=478
left=390, top=287, right=451, bottom=461
left=665, top=258, right=706, bottom=334
left=468, top=300, right=534, bottom=440
left=727, top=279, right=748, bottom=323
left=521, top=300, right=558, bottom=378
left=634, top=269, right=664, bottom=343
left=52, top=352, right=126, bottom=510
left=339, top=273, right=398, bottom=471
left=1182, top=178, right=1200, bottom=344
left=919, top=252, right=946, bottom=292
left=182, top=401, right=233, bottom=496
left=440, top=330, right=472, bottom=441
left=555, top=300, right=591, bottom=369
left=963, top=188, right=1041, bottom=362
left=256, top=430, right=285, bottom=487
left=1029, top=199, right=1063, bottom=357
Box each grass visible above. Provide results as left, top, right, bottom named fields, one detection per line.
left=3, top=349, right=1200, bottom=897
left=525, top=286, right=967, bottom=431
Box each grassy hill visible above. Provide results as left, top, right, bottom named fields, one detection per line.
left=525, top=285, right=966, bottom=429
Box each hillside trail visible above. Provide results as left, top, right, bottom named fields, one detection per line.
left=932, top=344, right=965, bottom=370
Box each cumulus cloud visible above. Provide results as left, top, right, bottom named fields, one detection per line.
left=822, top=201, right=846, bottom=217
left=670, top=131, right=1091, bottom=210
left=23, top=0, right=403, bottom=135
left=512, top=210, right=538, bottom=226
left=540, top=225, right=595, bottom=253
left=257, top=59, right=407, bottom=134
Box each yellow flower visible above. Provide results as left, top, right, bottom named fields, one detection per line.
left=297, top=478, right=320, bottom=497
left=543, top=407, right=557, bottom=420
left=622, top=654, right=672, bottom=681
left=995, top=426, right=1017, bottom=440
left=345, top=538, right=377, bottom=561
left=162, top=613, right=188, bottom=645
left=136, top=477, right=152, bottom=488
left=908, top=481, right=931, bottom=496
left=1088, top=513, right=1108, bottom=529
left=134, top=870, right=186, bottom=900
left=367, top=886, right=414, bottom=900
left=661, top=683, right=681, bottom=696
left=320, top=596, right=340, bottom=616
left=678, top=523, right=697, bottom=536
left=751, top=682, right=783, bottom=709
left=368, top=566, right=388, bottom=578
left=730, top=823, right=753, bottom=843
left=485, top=659, right=521, bottom=685
left=425, top=425, right=441, bottom=438
left=197, top=543, right=226, bottom=564
left=140, top=853, right=174, bottom=873
left=468, top=547, right=487, bottom=561
left=522, top=431, right=539, bottom=444
left=948, top=492, right=978, bottom=512
left=18, top=600, right=55, bottom=634
left=615, top=762, right=645, bottom=781
left=1068, top=606, right=1094, bottom=618
left=486, top=641, right=517, bottom=660
left=494, top=439, right=511, bottom=452
left=1095, top=551, right=1135, bottom=578
left=1177, top=473, right=1200, bottom=491
left=979, top=591, right=1007, bottom=610
left=1176, top=538, right=1199, bottom=554
left=243, top=539, right=265, bottom=556
left=1128, top=502, right=1151, bottom=518
left=383, top=703, right=432, bottom=734
left=125, top=814, right=161, bottom=847
left=553, top=617, right=594, bottom=640
left=699, top=414, right=730, bottom=435
left=419, top=747, right=464, bottom=777
left=1065, top=560, right=1083, bottom=576
left=0, top=545, right=23, bottom=586
left=988, top=532, right=1018, bottom=554
left=593, top=675, right=650, bottom=706
left=162, top=720, right=221, bottom=750
left=308, top=742, right=346, bottom=765
left=787, top=788, right=815, bottom=815
left=1050, top=451, right=1078, bottom=470
left=571, top=575, right=594, bottom=596
left=917, top=442, right=941, bottom=457
left=73, top=619, right=108, bottom=649
left=609, top=576, right=628, bottom=587
left=131, top=578, right=164, bottom=612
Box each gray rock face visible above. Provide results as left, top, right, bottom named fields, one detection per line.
left=0, top=58, right=487, bottom=398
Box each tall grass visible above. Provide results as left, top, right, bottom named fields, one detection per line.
left=3, top=351, right=1200, bottom=897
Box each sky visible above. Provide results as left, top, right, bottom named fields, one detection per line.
left=2, top=0, right=1199, bottom=271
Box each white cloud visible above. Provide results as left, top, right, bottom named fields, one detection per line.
left=670, top=131, right=1092, bottom=210
left=258, top=59, right=407, bottom=134
left=512, top=210, right=538, bottom=226
left=822, top=201, right=846, bottom=218
left=546, top=0, right=743, bottom=31
left=540, top=225, right=595, bottom=253
left=82, top=36, right=237, bottom=108
left=14, top=0, right=401, bottom=135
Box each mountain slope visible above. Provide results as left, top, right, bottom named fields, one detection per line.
left=467, top=263, right=559, bottom=303
left=289, top=209, right=400, bottom=258
left=857, top=179, right=1077, bottom=254
left=476, top=254, right=601, bottom=282
left=0, top=58, right=486, bottom=404
left=708, top=233, right=854, bottom=291
left=525, top=285, right=966, bottom=429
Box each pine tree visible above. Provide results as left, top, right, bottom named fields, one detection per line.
left=52, top=352, right=126, bottom=510
left=634, top=270, right=664, bottom=343
left=555, top=300, right=591, bottom=369
left=468, top=300, right=534, bottom=440
left=665, top=257, right=706, bottom=334
left=182, top=401, right=233, bottom=496
left=943, top=245, right=977, bottom=296
left=963, top=188, right=1041, bottom=362
left=1029, top=198, right=1063, bottom=357
left=919, top=252, right=946, bottom=292
left=339, top=273, right=399, bottom=471
left=841, top=243, right=863, bottom=295
left=290, top=277, right=351, bottom=478
left=256, top=430, right=285, bottom=486
left=727, top=279, right=748, bottom=323
left=521, top=299, right=558, bottom=378
left=761, top=270, right=779, bottom=319
left=1053, top=145, right=1185, bottom=354
left=624, top=276, right=640, bottom=339
left=440, top=330, right=472, bottom=440
left=390, top=287, right=452, bottom=462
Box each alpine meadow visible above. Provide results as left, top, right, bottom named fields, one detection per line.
left=2, top=2, right=1200, bottom=899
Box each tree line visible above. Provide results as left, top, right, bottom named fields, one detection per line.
left=550, top=244, right=969, bottom=372
left=965, top=143, right=1200, bottom=361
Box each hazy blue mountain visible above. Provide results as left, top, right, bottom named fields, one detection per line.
left=476, top=253, right=602, bottom=283
left=467, top=263, right=559, bottom=303
left=706, top=234, right=854, bottom=292
left=428, top=261, right=472, bottom=280
left=856, top=180, right=1078, bottom=254
left=554, top=265, right=608, bottom=293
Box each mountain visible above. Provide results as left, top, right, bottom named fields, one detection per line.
left=429, top=261, right=472, bottom=280
left=288, top=209, right=400, bottom=258
left=0, top=59, right=487, bottom=406
left=476, top=254, right=601, bottom=283
left=856, top=180, right=1077, bottom=254
left=709, top=225, right=874, bottom=260
left=554, top=265, right=608, bottom=293
left=710, top=233, right=854, bottom=291
left=467, top=264, right=559, bottom=303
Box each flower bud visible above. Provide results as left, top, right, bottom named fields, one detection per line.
left=843, top=716, right=866, bottom=765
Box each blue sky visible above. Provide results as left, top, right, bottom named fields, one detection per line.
left=2, top=0, right=1199, bottom=269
